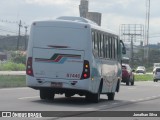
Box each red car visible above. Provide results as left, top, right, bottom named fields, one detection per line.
left=122, top=64, right=135, bottom=86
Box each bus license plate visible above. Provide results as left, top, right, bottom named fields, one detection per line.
left=51, top=82, right=62, bottom=88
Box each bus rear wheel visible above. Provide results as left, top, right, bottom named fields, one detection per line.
left=85, top=83, right=102, bottom=103
left=85, top=91, right=100, bottom=103
left=107, top=93, right=115, bottom=100
left=40, top=89, right=55, bottom=100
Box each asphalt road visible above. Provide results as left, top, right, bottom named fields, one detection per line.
left=0, top=81, right=160, bottom=120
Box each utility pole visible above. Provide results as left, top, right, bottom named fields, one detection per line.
left=144, top=0, right=150, bottom=66
left=17, top=20, right=22, bottom=50
left=24, top=26, right=28, bottom=50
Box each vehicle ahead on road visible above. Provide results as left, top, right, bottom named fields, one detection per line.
left=153, top=67, right=160, bottom=82
left=26, top=16, right=126, bottom=103
left=153, top=63, right=160, bottom=72
left=122, top=64, right=135, bottom=86
left=153, top=63, right=160, bottom=68
left=136, top=66, right=146, bottom=74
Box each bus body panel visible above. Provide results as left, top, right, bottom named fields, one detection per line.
left=33, top=48, right=84, bottom=80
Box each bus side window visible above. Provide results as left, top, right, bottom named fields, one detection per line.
left=110, top=37, right=113, bottom=59
left=97, top=33, right=100, bottom=57
left=117, top=39, right=121, bottom=61
left=106, top=36, right=109, bottom=58
left=115, top=37, right=118, bottom=60
left=103, top=35, right=106, bottom=58
left=101, top=34, right=104, bottom=58
left=93, top=31, right=98, bottom=57
left=108, top=36, right=111, bottom=59
left=92, top=31, right=95, bottom=50
left=112, top=37, right=114, bottom=59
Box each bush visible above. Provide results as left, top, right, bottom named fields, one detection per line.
left=0, top=61, right=26, bottom=71
left=0, top=51, right=26, bottom=71
left=9, top=51, right=26, bottom=64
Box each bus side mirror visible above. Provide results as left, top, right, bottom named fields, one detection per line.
left=120, top=40, right=126, bottom=54
left=122, top=47, right=126, bottom=54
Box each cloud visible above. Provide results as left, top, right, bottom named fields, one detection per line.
left=25, top=0, right=73, bottom=5
left=0, top=0, right=160, bottom=44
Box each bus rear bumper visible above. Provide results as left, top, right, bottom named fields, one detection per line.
left=26, top=76, right=92, bottom=94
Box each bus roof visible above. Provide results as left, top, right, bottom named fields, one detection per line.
left=32, top=16, right=118, bottom=36
left=57, top=16, right=118, bottom=36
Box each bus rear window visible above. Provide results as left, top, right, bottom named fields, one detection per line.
left=33, top=26, right=88, bottom=49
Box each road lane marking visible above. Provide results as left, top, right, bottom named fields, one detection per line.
left=128, top=88, right=136, bottom=90
left=131, top=99, right=136, bottom=102
left=99, top=105, right=108, bottom=107
left=18, top=96, right=39, bottom=100
left=138, top=98, right=144, bottom=101
left=112, top=102, right=118, bottom=105
left=86, top=108, right=95, bottom=110
left=150, top=95, right=158, bottom=98
left=130, top=95, right=160, bottom=103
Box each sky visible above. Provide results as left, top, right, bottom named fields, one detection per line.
left=0, top=0, right=160, bottom=44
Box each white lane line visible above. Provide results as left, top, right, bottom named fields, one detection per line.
left=131, top=99, right=136, bottom=102
left=99, top=105, right=108, bottom=108
left=18, top=96, right=39, bottom=100
left=128, top=88, right=136, bottom=90
left=150, top=95, right=157, bottom=98
left=145, top=97, right=152, bottom=99
left=112, top=102, right=118, bottom=105
left=137, top=98, right=144, bottom=101
left=86, top=108, right=95, bottom=110
left=131, top=95, right=160, bottom=102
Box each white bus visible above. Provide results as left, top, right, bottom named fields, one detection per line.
left=26, top=16, right=126, bottom=103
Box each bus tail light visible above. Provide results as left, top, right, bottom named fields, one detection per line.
left=81, top=60, right=90, bottom=79
left=26, top=57, right=34, bottom=76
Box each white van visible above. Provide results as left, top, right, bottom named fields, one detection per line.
left=26, top=16, right=126, bottom=103
left=153, top=67, right=160, bottom=82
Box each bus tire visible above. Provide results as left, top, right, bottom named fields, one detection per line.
left=65, top=93, right=74, bottom=98
left=85, top=93, right=92, bottom=102
left=131, top=77, right=134, bottom=86
left=40, top=90, right=46, bottom=99
left=116, top=80, right=120, bottom=92
left=85, top=81, right=102, bottom=103
left=92, top=81, right=102, bottom=103
left=85, top=90, right=100, bottom=103
left=107, top=93, right=115, bottom=101
left=40, top=89, right=55, bottom=100
left=92, top=90, right=100, bottom=103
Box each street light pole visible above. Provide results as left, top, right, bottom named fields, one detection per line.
left=130, top=35, right=134, bottom=68
left=17, top=20, right=22, bottom=50
left=145, top=0, right=150, bottom=66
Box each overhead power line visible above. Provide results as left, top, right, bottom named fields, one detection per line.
left=0, top=19, right=27, bottom=25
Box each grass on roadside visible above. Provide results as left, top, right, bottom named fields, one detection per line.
left=135, top=74, right=153, bottom=81
left=0, top=75, right=26, bottom=88
left=0, top=62, right=26, bottom=71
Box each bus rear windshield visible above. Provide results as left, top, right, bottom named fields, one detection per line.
left=33, top=26, right=89, bottom=49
